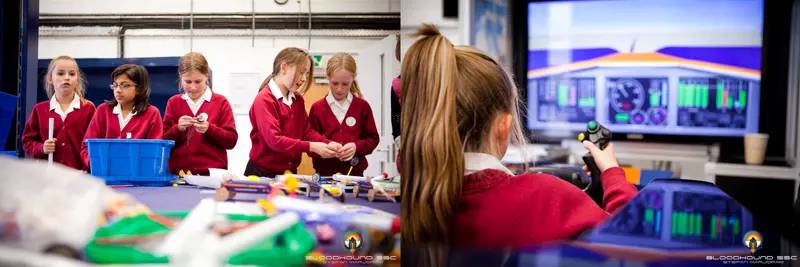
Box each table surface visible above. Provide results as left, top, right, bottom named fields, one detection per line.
left=113, top=185, right=400, bottom=260
left=116, top=186, right=401, bottom=215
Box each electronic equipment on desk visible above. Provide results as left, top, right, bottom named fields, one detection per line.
left=577, top=179, right=753, bottom=253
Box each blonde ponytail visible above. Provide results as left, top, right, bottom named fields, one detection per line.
left=401, top=24, right=530, bottom=266
left=401, top=24, right=463, bottom=246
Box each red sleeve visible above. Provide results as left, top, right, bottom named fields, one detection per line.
left=147, top=107, right=164, bottom=140
left=306, top=104, right=323, bottom=158
left=528, top=177, right=610, bottom=240
left=253, top=96, right=311, bottom=154
left=82, top=106, right=107, bottom=167
left=84, top=103, right=97, bottom=132
left=301, top=106, right=329, bottom=143
left=542, top=167, right=636, bottom=239
left=162, top=99, right=187, bottom=145
left=598, top=167, right=638, bottom=213
left=21, top=107, right=46, bottom=159
left=205, top=99, right=238, bottom=149
left=354, top=103, right=380, bottom=156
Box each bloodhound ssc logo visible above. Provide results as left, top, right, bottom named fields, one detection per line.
left=743, top=230, right=763, bottom=254
left=343, top=230, right=363, bottom=254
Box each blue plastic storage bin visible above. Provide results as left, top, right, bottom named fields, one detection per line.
left=0, top=92, right=18, bottom=148
left=1, top=151, right=17, bottom=158
left=85, top=139, right=176, bottom=186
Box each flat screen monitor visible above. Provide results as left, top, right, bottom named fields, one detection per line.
left=525, top=0, right=764, bottom=138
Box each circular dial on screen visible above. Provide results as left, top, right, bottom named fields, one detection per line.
left=610, top=79, right=646, bottom=114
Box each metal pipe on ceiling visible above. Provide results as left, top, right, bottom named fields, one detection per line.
left=38, top=14, right=400, bottom=31
left=38, top=27, right=398, bottom=38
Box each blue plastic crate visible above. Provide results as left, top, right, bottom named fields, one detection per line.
left=0, top=92, right=18, bottom=147
left=85, top=139, right=176, bottom=186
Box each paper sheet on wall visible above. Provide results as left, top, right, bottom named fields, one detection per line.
left=228, top=73, right=262, bottom=115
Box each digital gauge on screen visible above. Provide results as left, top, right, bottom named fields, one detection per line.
left=610, top=78, right=646, bottom=114
left=608, top=77, right=670, bottom=126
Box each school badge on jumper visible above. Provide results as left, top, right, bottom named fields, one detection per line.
left=345, top=116, right=356, bottom=127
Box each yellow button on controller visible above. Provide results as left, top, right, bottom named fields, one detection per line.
left=578, top=133, right=585, bottom=142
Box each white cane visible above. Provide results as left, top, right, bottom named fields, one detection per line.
left=48, top=118, right=54, bottom=163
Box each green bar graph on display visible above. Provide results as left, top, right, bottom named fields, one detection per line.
left=558, top=84, right=568, bottom=106
left=696, top=86, right=702, bottom=108
left=722, top=217, right=727, bottom=231
left=733, top=219, right=740, bottom=235
left=711, top=216, right=717, bottom=239
left=678, top=84, right=684, bottom=107
left=681, top=213, right=688, bottom=235
left=672, top=214, right=678, bottom=235
left=688, top=213, right=694, bottom=236
left=740, top=90, right=746, bottom=108
left=650, top=93, right=660, bottom=107
left=717, top=85, right=724, bottom=108
left=687, top=84, right=695, bottom=108
left=681, top=83, right=687, bottom=107
left=578, top=98, right=595, bottom=107
left=702, top=86, right=709, bottom=108
left=645, top=209, right=654, bottom=223
left=695, top=86, right=701, bottom=108
left=694, top=214, right=703, bottom=236
left=728, top=95, right=733, bottom=108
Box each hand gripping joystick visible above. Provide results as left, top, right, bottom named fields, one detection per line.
left=578, top=121, right=611, bottom=207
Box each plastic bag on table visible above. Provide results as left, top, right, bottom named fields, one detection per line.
left=0, top=156, right=144, bottom=258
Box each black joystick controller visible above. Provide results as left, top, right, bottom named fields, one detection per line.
left=578, top=120, right=611, bottom=207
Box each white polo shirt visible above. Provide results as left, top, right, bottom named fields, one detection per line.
left=181, top=87, right=213, bottom=116
left=464, top=152, right=514, bottom=175
left=326, top=91, right=353, bottom=124
left=268, top=79, right=296, bottom=106
left=49, top=93, right=81, bottom=121
left=112, top=104, right=137, bottom=132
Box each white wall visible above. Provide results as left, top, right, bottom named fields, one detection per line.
left=400, top=0, right=463, bottom=61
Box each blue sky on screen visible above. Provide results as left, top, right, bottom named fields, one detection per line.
left=528, top=0, right=764, bottom=35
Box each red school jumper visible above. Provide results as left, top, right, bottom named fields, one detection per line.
left=80, top=103, right=164, bottom=167
left=455, top=162, right=637, bottom=248
left=308, top=94, right=380, bottom=176
left=163, top=92, right=238, bottom=175
left=22, top=99, right=96, bottom=171
left=248, top=85, right=330, bottom=175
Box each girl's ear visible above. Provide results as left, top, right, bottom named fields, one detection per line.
left=279, top=62, right=288, bottom=75
left=45, top=75, right=53, bottom=84
left=495, top=113, right=513, bottom=144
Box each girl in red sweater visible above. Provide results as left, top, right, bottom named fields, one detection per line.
left=163, top=52, right=238, bottom=176
left=401, top=25, right=638, bottom=255
left=246, top=47, right=342, bottom=177
left=81, top=64, right=164, bottom=167
left=22, top=56, right=96, bottom=171
left=307, top=52, right=379, bottom=176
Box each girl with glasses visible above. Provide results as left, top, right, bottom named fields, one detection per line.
left=80, top=64, right=164, bottom=168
